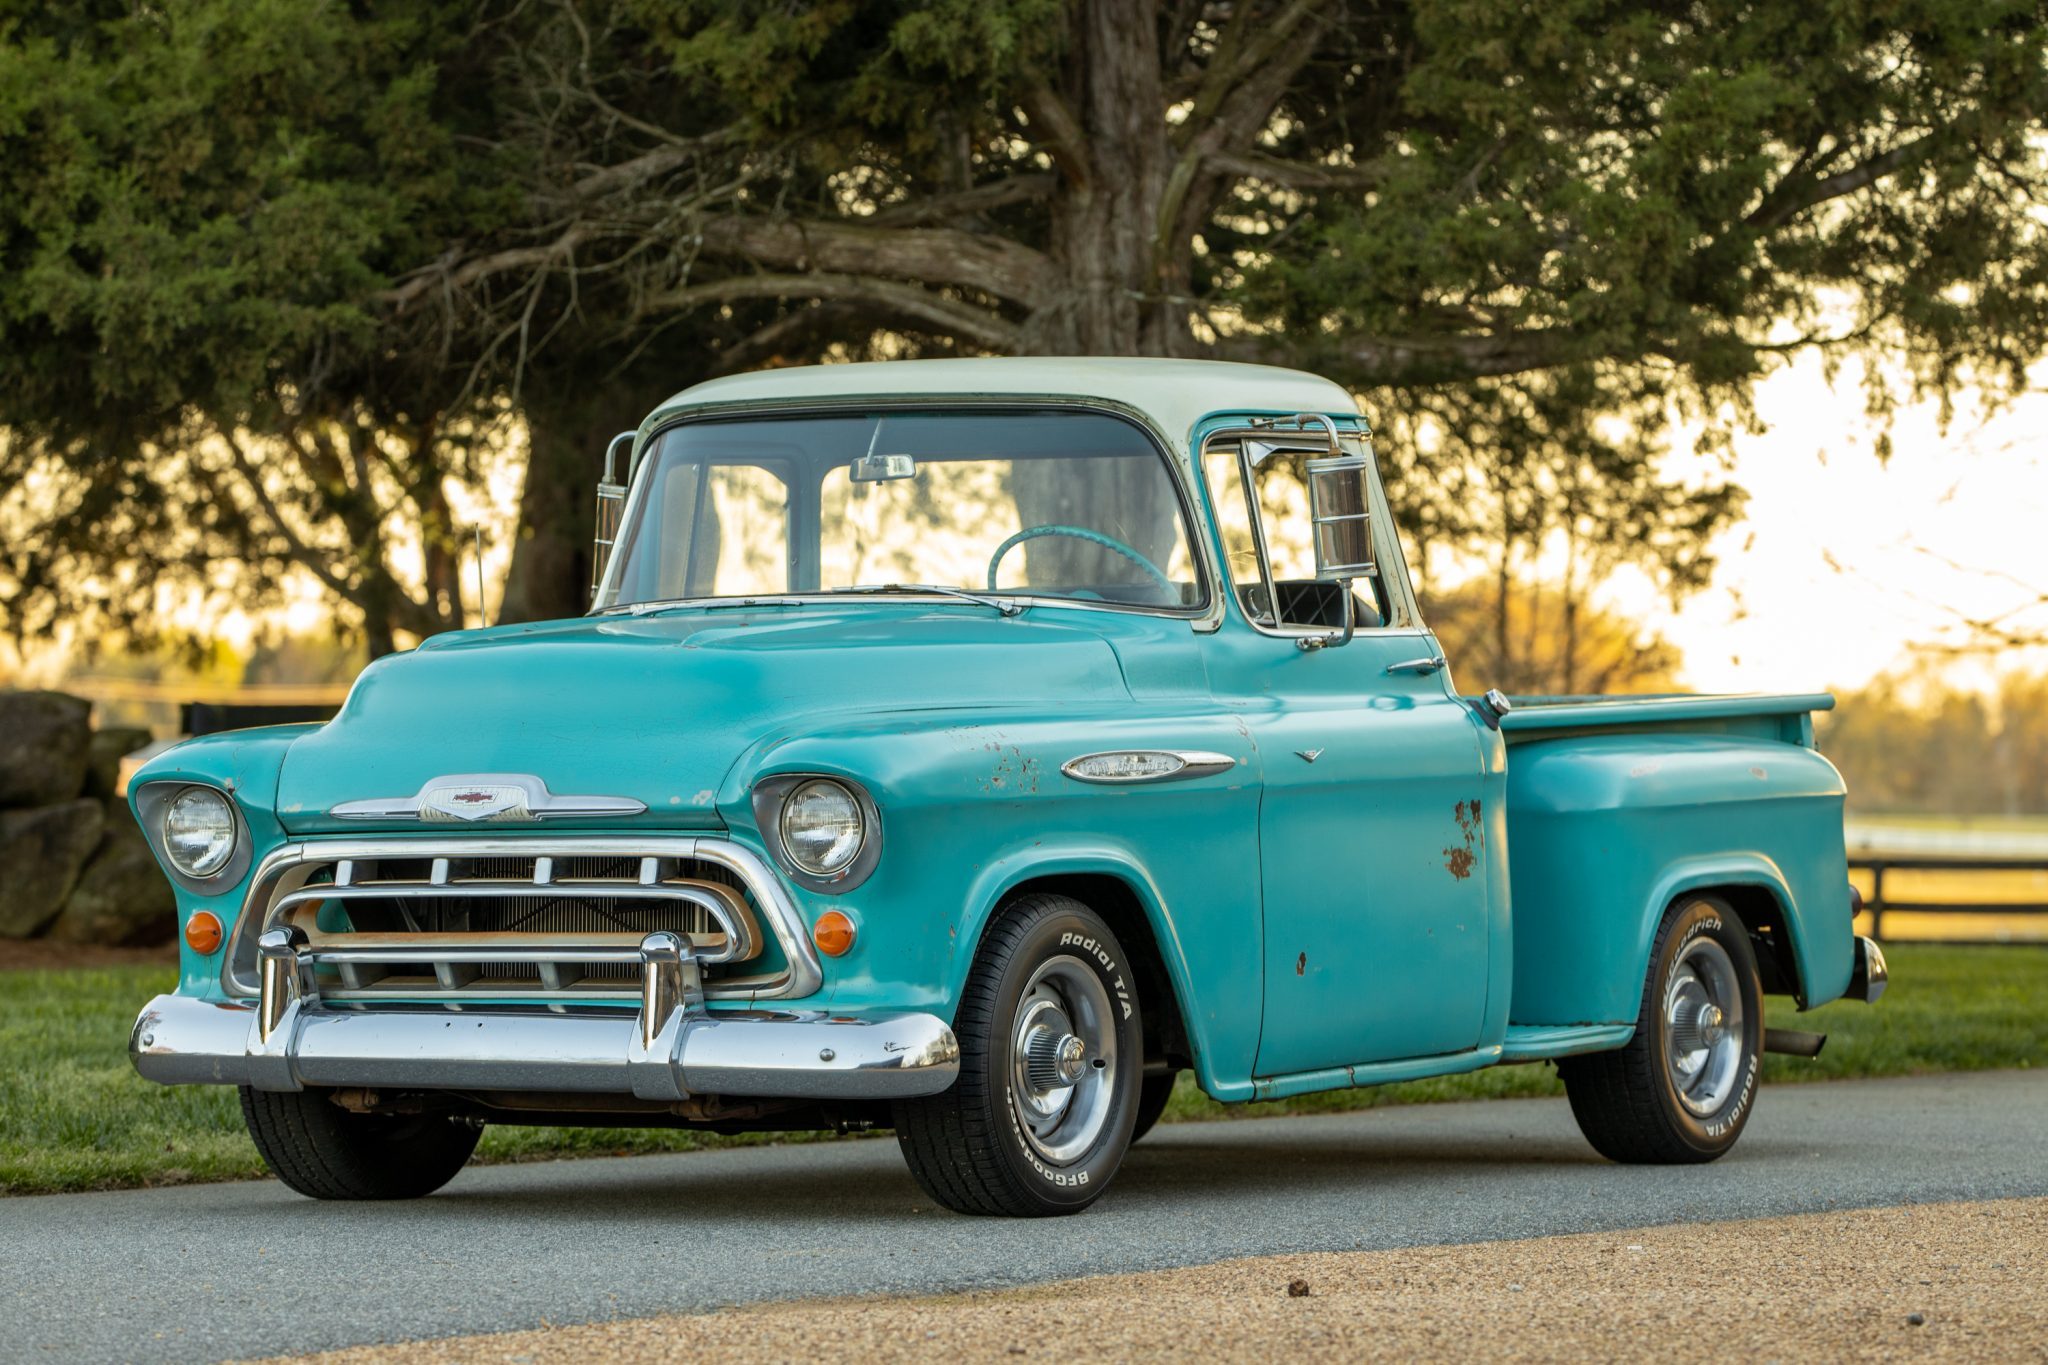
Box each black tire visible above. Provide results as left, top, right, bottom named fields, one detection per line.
left=239, top=1086, right=481, bottom=1200
left=894, top=893, right=1143, bottom=1216
left=1131, top=1070, right=1178, bottom=1143
left=1559, top=896, right=1763, bottom=1164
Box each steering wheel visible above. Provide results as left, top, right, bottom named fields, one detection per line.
left=986, top=524, right=1176, bottom=596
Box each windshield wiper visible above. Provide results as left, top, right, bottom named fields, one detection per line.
left=820, top=583, right=1026, bottom=617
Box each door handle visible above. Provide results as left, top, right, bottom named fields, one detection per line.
left=1384, top=655, right=1447, bottom=676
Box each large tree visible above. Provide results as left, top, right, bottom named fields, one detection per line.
left=9, top=1, right=2048, bottom=654
left=391, top=0, right=2048, bottom=630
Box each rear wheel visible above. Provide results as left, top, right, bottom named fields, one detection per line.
left=894, top=893, right=1142, bottom=1216
left=240, top=1087, right=481, bottom=1199
left=1559, top=896, right=1763, bottom=1164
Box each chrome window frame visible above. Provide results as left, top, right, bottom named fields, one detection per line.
left=591, top=397, right=1224, bottom=632
left=1196, top=425, right=1424, bottom=641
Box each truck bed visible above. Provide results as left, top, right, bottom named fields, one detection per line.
left=1490, top=690, right=1852, bottom=1028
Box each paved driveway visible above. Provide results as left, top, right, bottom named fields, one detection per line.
left=5, top=1070, right=2043, bottom=1363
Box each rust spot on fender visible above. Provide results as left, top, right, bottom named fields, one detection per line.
left=1444, top=798, right=1483, bottom=880
left=1296, top=951, right=1307, bottom=976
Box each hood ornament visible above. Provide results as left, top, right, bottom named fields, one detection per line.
left=331, top=774, right=647, bottom=824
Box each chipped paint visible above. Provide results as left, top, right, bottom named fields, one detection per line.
left=1295, top=951, right=1307, bottom=977
left=1443, top=798, right=1483, bottom=880
left=980, top=741, right=1042, bottom=794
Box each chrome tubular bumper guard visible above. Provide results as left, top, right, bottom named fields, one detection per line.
left=131, top=929, right=960, bottom=1102
left=1848, top=934, right=1888, bottom=1005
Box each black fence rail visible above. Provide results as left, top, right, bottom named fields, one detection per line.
left=1848, top=855, right=2048, bottom=942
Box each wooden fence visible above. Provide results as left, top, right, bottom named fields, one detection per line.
left=1849, top=855, right=2048, bottom=943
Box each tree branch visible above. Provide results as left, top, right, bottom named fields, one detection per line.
left=1204, top=151, right=1384, bottom=192
left=690, top=216, right=1055, bottom=309
left=1746, top=133, right=1940, bottom=231
left=1160, top=0, right=1334, bottom=261
left=1019, top=82, right=1095, bottom=187
left=867, top=174, right=1057, bottom=226
left=638, top=271, right=1022, bottom=352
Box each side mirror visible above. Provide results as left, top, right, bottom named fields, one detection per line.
left=1306, top=451, right=1375, bottom=581
left=1292, top=413, right=1376, bottom=653
left=590, top=430, right=636, bottom=604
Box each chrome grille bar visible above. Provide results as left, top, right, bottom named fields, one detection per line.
left=223, top=836, right=823, bottom=1005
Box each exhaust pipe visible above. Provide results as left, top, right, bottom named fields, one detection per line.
left=1763, top=1028, right=1827, bottom=1058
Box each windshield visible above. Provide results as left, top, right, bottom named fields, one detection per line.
left=598, top=409, right=1204, bottom=613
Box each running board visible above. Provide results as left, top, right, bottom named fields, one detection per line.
left=1763, top=1028, right=1827, bottom=1058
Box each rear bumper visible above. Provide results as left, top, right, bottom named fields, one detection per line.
left=1847, top=934, right=1888, bottom=1004
left=129, top=930, right=958, bottom=1101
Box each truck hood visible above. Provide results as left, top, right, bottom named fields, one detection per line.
left=273, top=606, right=1133, bottom=834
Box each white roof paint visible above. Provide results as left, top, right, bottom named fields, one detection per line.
left=648, top=357, right=1362, bottom=455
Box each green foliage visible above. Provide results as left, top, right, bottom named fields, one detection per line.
left=5, top=1, right=2047, bottom=652
left=2, top=945, right=2039, bottom=1194
left=1422, top=573, right=1684, bottom=696
left=1819, top=669, right=2048, bottom=816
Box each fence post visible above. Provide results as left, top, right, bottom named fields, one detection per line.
left=1868, top=862, right=1885, bottom=941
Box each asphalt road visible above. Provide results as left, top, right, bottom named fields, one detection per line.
left=5, top=1070, right=2044, bottom=1365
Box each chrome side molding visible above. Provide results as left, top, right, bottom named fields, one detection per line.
left=1060, top=750, right=1238, bottom=785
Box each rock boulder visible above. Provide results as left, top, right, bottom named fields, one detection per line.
left=85, top=726, right=154, bottom=800
left=0, top=691, right=93, bottom=808
left=47, top=809, right=177, bottom=947
left=0, top=798, right=106, bottom=936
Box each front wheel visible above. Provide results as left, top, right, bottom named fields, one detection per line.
left=894, top=893, right=1142, bottom=1216
left=1131, top=1070, right=1178, bottom=1143
left=240, top=1087, right=481, bottom=1199
left=1558, top=896, right=1763, bottom=1164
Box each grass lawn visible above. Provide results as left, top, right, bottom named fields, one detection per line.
left=4, top=944, right=2042, bottom=1196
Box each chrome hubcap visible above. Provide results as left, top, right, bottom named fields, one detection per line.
left=1010, top=956, right=1117, bottom=1165
left=1664, top=937, right=1746, bottom=1117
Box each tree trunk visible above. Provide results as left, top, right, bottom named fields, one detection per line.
left=501, top=382, right=622, bottom=624
left=1011, top=0, right=1189, bottom=587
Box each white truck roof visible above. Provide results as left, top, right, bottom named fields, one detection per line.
left=650, top=356, right=1363, bottom=457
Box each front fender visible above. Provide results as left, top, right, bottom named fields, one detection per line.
left=718, top=707, right=1264, bottom=1091
left=127, top=724, right=322, bottom=1001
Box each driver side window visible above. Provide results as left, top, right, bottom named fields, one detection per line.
left=1203, top=441, right=1390, bottom=632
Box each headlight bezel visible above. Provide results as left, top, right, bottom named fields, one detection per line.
left=135, top=781, right=250, bottom=891
left=752, top=773, right=882, bottom=893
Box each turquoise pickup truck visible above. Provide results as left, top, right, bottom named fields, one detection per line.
left=128, top=358, right=1885, bottom=1216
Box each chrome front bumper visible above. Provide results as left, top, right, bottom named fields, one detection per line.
left=130, top=929, right=958, bottom=1101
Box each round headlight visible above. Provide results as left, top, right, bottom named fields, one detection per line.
left=779, top=779, right=865, bottom=877
left=163, top=786, right=237, bottom=879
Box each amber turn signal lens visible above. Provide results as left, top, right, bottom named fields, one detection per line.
left=184, top=911, right=224, bottom=955
left=812, top=910, right=856, bottom=957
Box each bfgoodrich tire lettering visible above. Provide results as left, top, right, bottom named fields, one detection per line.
left=893, top=893, right=1142, bottom=1216
left=1558, top=896, right=1764, bottom=1164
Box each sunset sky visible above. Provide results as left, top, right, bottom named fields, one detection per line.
left=1605, top=353, right=2048, bottom=698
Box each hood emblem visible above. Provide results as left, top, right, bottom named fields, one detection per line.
left=1295, top=748, right=1324, bottom=763
left=331, top=774, right=647, bottom=824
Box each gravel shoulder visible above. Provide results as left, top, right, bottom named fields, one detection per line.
left=266, top=1197, right=2048, bottom=1363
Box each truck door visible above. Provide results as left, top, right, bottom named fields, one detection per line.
left=1199, top=426, right=1494, bottom=1077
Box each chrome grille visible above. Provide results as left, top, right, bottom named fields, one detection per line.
left=224, top=836, right=821, bottom=1005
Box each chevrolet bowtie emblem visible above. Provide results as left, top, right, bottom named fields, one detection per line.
left=330, top=774, right=648, bottom=823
